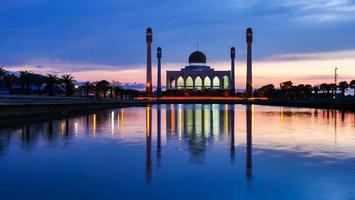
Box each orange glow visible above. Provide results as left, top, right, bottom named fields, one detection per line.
left=93, top=114, right=96, bottom=135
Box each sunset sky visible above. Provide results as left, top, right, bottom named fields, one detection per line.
left=1, top=0, right=355, bottom=89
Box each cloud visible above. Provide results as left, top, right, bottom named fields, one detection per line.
left=262, top=49, right=355, bottom=61
left=279, top=0, right=355, bottom=22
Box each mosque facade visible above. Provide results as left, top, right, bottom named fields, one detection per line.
left=166, top=51, right=231, bottom=90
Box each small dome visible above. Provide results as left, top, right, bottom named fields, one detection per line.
left=188, top=51, right=207, bottom=64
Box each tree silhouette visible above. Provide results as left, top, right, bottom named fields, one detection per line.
left=60, top=74, right=76, bottom=97
left=19, top=71, right=34, bottom=94
left=96, top=80, right=110, bottom=99
left=4, top=74, right=17, bottom=94
left=350, top=80, right=355, bottom=97
left=338, top=81, right=349, bottom=98
left=0, top=66, right=7, bottom=92
left=45, top=73, right=59, bottom=96
left=280, top=81, right=293, bottom=99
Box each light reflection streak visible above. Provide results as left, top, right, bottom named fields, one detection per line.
left=93, top=114, right=96, bottom=135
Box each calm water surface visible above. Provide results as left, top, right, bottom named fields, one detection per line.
left=1, top=104, right=355, bottom=199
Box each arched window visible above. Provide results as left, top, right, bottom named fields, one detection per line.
left=213, top=76, right=220, bottom=89
left=186, top=76, right=193, bottom=89
left=170, top=80, right=176, bottom=89
left=195, top=76, right=202, bottom=90
left=223, top=75, right=229, bottom=89
left=204, top=77, right=211, bottom=89
left=177, top=76, right=184, bottom=89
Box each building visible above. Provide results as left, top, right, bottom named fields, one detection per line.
left=166, top=51, right=231, bottom=90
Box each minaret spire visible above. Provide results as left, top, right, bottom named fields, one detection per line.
left=146, top=27, right=153, bottom=97
left=246, top=27, right=253, bottom=98
left=157, top=47, right=162, bottom=97
left=230, top=47, right=236, bottom=95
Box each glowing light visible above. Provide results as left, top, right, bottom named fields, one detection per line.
left=111, top=111, right=115, bottom=135
left=74, top=85, right=79, bottom=89
left=74, top=122, right=78, bottom=135
left=146, top=106, right=151, bottom=137
left=93, top=114, right=96, bottom=135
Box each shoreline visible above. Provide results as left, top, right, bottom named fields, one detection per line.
left=1, top=96, right=354, bottom=120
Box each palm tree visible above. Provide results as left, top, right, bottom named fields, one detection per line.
left=350, top=80, right=355, bottom=97
left=338, top=81, right=349, bottom=98
left=32, top=74, right=45, bottom=95
left=19, top=71, right=34, bottom=94
left=45, top=73, right=59, bottom=96
left=60, top=74, right=76, bottom=96
left=4, top=74, right=17, bottom=94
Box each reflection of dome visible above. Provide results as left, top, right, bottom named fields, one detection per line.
left=189, top=51, right=207, bottom=64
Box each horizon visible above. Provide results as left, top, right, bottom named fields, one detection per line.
left=1, top=0, right=355, bottom=88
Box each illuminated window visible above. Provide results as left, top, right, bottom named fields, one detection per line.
left=186, top=76, right=193, bottom=89
left=223, top=76, right=229, bottom=89
left=195, top=76, right=202, bottom=90
left=170, top=79, right=176, bottom=89
left=213, top=76, right=220, bottom=89
left=177, top=76, right=184, bottom=89
left=204, top=77, right=211, bottom=89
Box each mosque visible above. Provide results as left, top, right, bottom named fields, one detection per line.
left=145, top=27, right=253, bottom=97
left=166, top=51, right=231, bottom=90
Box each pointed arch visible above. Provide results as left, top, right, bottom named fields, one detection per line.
left=223, top=75, right=229, bottom=89
left=195, top=76, right=203, bottom=90
left=177, top=76, right=184, bottom=89
left=204, top=77, right=211, bottom=89
left=213, top=76, right=220, bottom=89
left=186, top=76, right=193, bottom=89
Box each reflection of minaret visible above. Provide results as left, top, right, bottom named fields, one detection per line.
left=246, top=28, right=253, bottom=98
left=230, top=104, right=235, bottom=162
left=230, top=47, right=236, bottom=95
left=146, top=28, right=153, bottom=96
left=145, top=106, right=153, bottom=182
left=157, top=47, right=162, bottom=97
left=157, top=104, right=162, bottom=168
left=246, top=105, right=253, bottom=183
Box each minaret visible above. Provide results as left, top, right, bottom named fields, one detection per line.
left=246, top=27, right=253, bottom=98
left=230, top=47, right=236, bottom=95
left=146, top=28, right=153, bottom=96
left=157, top=47, right=162, bottom=97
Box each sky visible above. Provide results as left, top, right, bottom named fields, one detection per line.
left=1, top=0, right=355, bottom=89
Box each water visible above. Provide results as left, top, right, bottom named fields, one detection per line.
left=0, top=104, right=355, bottom=199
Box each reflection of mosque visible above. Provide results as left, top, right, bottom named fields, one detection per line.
left=145, top=104, right=254, bottom=182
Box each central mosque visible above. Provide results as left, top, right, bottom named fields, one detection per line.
left=166, top=51, right=230, bottom=90
left=145, top=27, right=253, bottom=97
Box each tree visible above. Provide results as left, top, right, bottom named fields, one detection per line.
left=84, top=81, right=92, bottom=97
left=313, top=85, right=320, bottom=98
left=32, top=74, right=45, bottom=95
left=320, top=83, right=330, bottom=95
left=4, top=74, right=17, bottom=94
left=19, top=71, right=34, bottom=94
left=45, top=73, right=59, bottom=96
left=60, top=74, right=76, bottom=96
left=280, top=81, right=293, bottom=99
left=96, top=80, right=110, bottom=99
left=338, top=81, right=349, bottom=98
left=350, top=80, right=355, bottom=97
left=256, top=84, right=275, bottom=98
left=304, top=84, right=312, bottom=99
left=0, top=66, right=7, bottom=92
